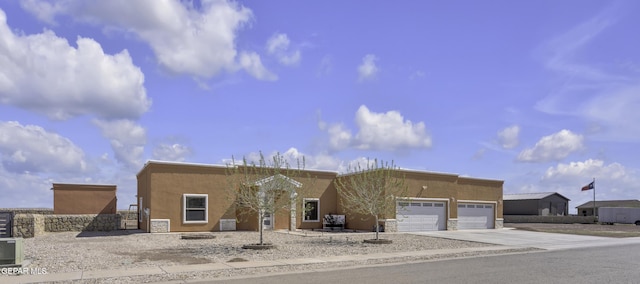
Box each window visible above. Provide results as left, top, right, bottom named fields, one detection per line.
left=183, top=194, right=208, bottom=223
left=303, top=198, right=320, bottom=222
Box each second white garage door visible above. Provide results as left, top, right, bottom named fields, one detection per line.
left=457, top=203, right=494, bottom=229
left=396, top=201, right=446, bottom=232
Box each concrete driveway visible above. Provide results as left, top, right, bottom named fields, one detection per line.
left=413, top=228, right=640, bottom=250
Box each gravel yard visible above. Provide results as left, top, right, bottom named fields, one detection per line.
left=8, top=225, right=632, bottom=282
left=1, top=229, right=533, bottom=283
left=21, top=230, right=495, bottom=273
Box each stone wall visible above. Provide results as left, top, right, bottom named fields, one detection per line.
left=11, top=213, right=121, bottom=238
left=45, top=214, right=121, bottom=232
left=380, top=219, right=397, bottom=232
left=504, top=215, right=597, bottom=224
left=12, top=214, right=45, bottom=238
left=447, top=219, right=458, bottom=231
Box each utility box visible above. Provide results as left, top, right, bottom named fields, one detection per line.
left=0, top=238, right=24, bottom=265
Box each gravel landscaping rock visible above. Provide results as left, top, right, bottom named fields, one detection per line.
left=3, top=230, right=533, bottom=283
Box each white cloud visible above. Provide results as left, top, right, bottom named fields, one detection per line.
left=20, top=0, right=276, bottom=81
left=93, top=119, right=146, bottom=169
left=327, top=124, right=352, bottom=151
left=0, top=9, right=150, bottom=120
left=543, top=159, right=627, bottom=181
left=238, top=51, right=277, bottom=81
left=322, top=105, right=432, bottom=151
left=517, top=130, right=584, bottom=163
left=20, top=0, right=65, bottom=25
left=357, top=54, right=379, bottom=82
left=538, top=159, right=639, bottom=212
left=353, top=105, right=431, bottom=150
left=266, top=33, right=301, bottom=66
left=0, top=121, right=87, bottom=174
left=497, top=125, right=520, bottom=149
left=153, top=143, right=192, bottom=162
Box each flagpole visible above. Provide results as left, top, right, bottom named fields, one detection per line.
left=592, top=178, right=596, bottom=220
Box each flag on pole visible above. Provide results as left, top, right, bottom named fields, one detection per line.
left=581, top=181, right=594, bottom=191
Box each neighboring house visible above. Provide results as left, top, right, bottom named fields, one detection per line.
left=503, top=192, right=570, bottom=216
left=136, top=161, right=504, bottom=233
left=52, top=183, right=117, bottom=214
left=575, top=200, right=640, bottom=217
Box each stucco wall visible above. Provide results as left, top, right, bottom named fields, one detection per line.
left=53, top=184, right=117, bottom=214
left=137, top=166, right=151, bottom=232
left=138, top=161, right=503, bottom=232
left=158, top=163, right=231, bottom=232
left=337, top=170, right=503, bottom=231
left=296, top=173, right=338, bottom=231
left=139, top=161, right=340, bottom=233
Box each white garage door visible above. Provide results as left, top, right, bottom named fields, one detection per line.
left=458, top=203, right=494, bottom=230
left=396, top=201, right=446, bottom=232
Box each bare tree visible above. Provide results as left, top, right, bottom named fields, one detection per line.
left=335, top=159, right=407, bottom=240
left=226, top=151, right=312, bottom=246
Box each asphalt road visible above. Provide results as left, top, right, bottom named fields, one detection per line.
left=205, top=243, right=640, bottom=284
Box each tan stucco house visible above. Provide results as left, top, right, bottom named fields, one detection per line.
left=136, top=160, right=504, bottom=233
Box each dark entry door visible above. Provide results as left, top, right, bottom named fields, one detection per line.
left=0, top=212, right=12, bottom=237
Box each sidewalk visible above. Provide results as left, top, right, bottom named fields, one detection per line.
left=0, top=245, right=523, bottom=284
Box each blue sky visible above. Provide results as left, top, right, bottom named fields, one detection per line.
left=0, top=1, right=638, bottom=213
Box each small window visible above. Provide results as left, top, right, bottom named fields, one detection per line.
left=183, top=194, right=208, bottom=224
left=424, top=203, right=433, bottom=207
left=485, top=204, right=493, bottom=208
left=434, top=203, right=444, bottom=207
left=468, top=205, right=475, bottom=208
left=476, top=205, right=484, bottom=208
left=398, top=202, right=409, bottom=207
left=458, top=204, right=465, bottom=208
left=303, top=198, right=320, bottom=222
left=411, top=202, right=421, bottom=207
